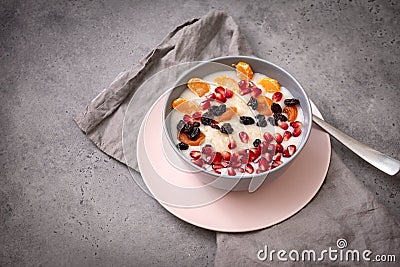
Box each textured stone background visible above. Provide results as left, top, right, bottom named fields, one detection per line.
left=1, top=0, right=399, bottom=266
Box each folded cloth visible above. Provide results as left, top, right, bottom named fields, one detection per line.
left=215, top=151, right=400, bottom=266
left=74, top=10, right=399, bottom=266
left=74, top=10, right=252, bottom=171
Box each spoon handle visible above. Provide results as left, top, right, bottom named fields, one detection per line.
left=312, top=115, right=400, bottom=176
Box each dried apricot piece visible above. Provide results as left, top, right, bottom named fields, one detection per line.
left=187, top=78, right=210, bottom=97
left=178, top=131, right=205, bottom=146
left=283, top=106, right=298, bottom=122
left=235, top=62, right=254, bottom=80
left=172, top=98, right=199, bottom=114
left=258, top=78, right=281, bottom=93
left=214, top=76, right=240, bottom=92
left=215, top=107, right=237, bottom=122
left=256, top=96, right=273, bottom=116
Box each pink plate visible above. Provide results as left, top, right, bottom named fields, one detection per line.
left=137, top=97, right=331, bottom=232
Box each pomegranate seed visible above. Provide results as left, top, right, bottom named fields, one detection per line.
left=206, top=93, right=216, bottom=100
left=245, top=164, right=254, bottom=174
left=250, top=87, right=262, bottom=97
left=290, top=121, right=303, bottom=128
left=267, top=143, right=275, bottom=154
left=221, top=160, right=230, bottom=168
left=263, top=132, right=274, bottom=143
left=225, top=89, right=234, bottom=98
left=190, top=151, right=201, bottom=159
left=274, top=153, right=282, bottom=161
left=227, top=167, right=236, bottom=176
left=213, top=169, right=221, bottom=175
left=256, top=169, right=267, bottom=174
left=237, top=168, right=245, bottom=173
left=272, top=92, right=283, bottom=102
left=250, top=147, right=261, bottom=160
left=200, top=99, right=211, bottom=110
left=212, top=152, right=222, bottom=164
left=228, top=139, right=237, bottom=149
left=283, top=131, right=292, bottom=141
left=260, top=141, right=269, bottom=154
left=258, top=157, right=269, bottom=171
left=247, top=149, right=256, bottom=162
left=192, top=158, right=205, bottom=167
left=215, top=92, right=227, bottom=103
left=278, top=121, right=289, bottom=130
left=232, top=162, right=242, bottom=168
left=282, top=149, right=291, bottom=158
left=239, top=131, right=249, bottom=143
left=212, top=164, right=224, bottom=170
left=240, top=153, right=249, bottom=164
left=248, top=81, right=257, bottom=89
left=293, top=128, right=302, bottom=137
left=221, top=151, right=231, bottom=161
left=238, top=80, right=248, bottom=90
left=272, top=160, right=282, bottom=168
left=275, top=133, right=283, bottom=143
left=192, top=111, right=202, bottom=121
left=183, top=114, right=193, bottom=123
left=215, top=86, right=226, bottom=96
left=229, top=153, right=241, bottom=168
left=275, top=143, right=284, bottom=153
left=202, top=145, right=214, bottom=155
left=229, top=152, right=239, bottom=163
left=287, top=145, right=297, bottom=155
left=239, top=87, right=252, bottom=95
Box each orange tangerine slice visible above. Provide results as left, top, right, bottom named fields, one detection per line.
left=258, top=77, right=281, bottom=93
left=256, top=96, right=273, bottom=116
left=214, top=76, right=240, bottom=92
left=187, top=78, right=210, bottom=97
left=215, top=107, right=237, bottom=122
left=172, top=98, right=199, bottom=114
left=235, top=62, right=254, bottom=80
left=283, top=106, right=298, bottom=121
left=178, top=131, right=205, bottom=146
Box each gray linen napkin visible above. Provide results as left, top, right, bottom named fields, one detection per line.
left=74, top=10, right=252, bottom=171
left=74, top=10, right=399, bottom=266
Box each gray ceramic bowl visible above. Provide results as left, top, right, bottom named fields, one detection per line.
left=163, top=56, right=312, bottom=190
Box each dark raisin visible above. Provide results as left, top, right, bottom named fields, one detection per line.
left=176, top=142, right=189, bottom=150
left=177, top=120, right=186, bottom=132
left=239, top=116, right=255, bottom=125
left=193, top=122, right=200, bottom=127
left=189, top=127, right=200, bottom=140
left=273, top=113, right=288, bottom=124
left=201, top=111, right=214, bottom=125
left=271, top=103, right=282, bottom=113
left=210, top=104, right=226, bottom=116
left=255, top=114, right=265, bottom=121
left=210, top=123, right=220, bottom=130
left=247, top=97, right=258, bottom=110
left=284, top=98, right=300, bottom=106
left=182, top=123, right=194, bottom=134
left=267, top=116, right=276, bottom=126
left=253, top=139, right=261, bottom=147
left=220, top=123, right=233, bottom=134
left=256, top=119, right=267, bottom=127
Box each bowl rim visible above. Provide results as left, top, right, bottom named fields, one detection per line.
left=162, top=55, right=313, bottom=180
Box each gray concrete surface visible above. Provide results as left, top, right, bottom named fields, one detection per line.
left=1, top=0, right=399, bottom=266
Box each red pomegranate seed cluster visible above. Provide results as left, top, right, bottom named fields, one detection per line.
left=187, top=118, right=303, bottom=175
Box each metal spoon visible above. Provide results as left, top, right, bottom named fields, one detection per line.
left=312, top=115, right=400, bottom=176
